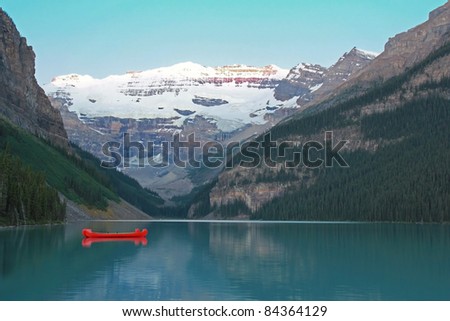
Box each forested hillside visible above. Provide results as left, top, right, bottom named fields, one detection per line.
left=0, top=118, right=169, bottom=225
left=254, top=95, right=450, bottom=222
left=196, top=39, right=450, bottom=222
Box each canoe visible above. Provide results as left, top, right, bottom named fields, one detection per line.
left=82, top=228, right=148, bottom=239
left=82, top=237, right=148, bottom=248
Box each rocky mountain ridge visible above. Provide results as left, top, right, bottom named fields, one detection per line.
left=0, top=8, right=67, bottom=147
left=274, top=48, right=377, bottom=104
left=332, top=1, right=450, bottom=94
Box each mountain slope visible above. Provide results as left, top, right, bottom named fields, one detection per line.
left=193, top=3, right=450, bottom=222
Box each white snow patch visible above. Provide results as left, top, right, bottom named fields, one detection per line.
left=310, top=83, right=323, bottom=93
left=355, top=48, right=380, bottom=58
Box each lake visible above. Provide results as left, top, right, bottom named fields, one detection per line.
left=1, top=221, right=450, bottom=300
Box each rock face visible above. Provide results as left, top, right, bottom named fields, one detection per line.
left=315, top=48, right=377, bottom=98
left=343, top=1, right=450, bottom=88
left=274, top=48, right=377, bottom=105
left=0, top=8, right=67, bottom=146
left=274, top=63, right=326, bottom=102
left=209, top=172, right=288, bottom=212
left=192, top=96, right=229, bottom=107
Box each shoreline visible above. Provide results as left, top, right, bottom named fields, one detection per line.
left=2, top=219, right=448, bottom=229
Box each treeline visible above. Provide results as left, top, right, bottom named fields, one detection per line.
left=217, top=200, right=250, bottom=218
left=0, top=149, right=65, bottom=225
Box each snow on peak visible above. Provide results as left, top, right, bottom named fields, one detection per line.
left=171, top=61, right=206, bottom=70
left=50, top=74, right=96, bottom=87
left=215, top=64, right=288, bottom=78
left=49, top=62, right=289, bottom=86
left=354, top=48, right=380, bottom=58
left=145, top=61, right=213, bottom=78
left=140, top=62, right=289, bottom=79
left=286, top=63, right=325, bottom=80
left=334, top=47, right=380, bottom=65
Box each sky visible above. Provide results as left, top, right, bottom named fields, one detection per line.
left=0, top=0, right=446, bottom=84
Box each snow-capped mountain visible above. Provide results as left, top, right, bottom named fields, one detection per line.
left=45, top=50, right=377, bottom=141
left=45, top=62, right=291, bottom=132
left=44, top=52, right=377, bottom=199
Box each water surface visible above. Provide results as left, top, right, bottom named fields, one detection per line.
left=1, top=222, right=449, bottom=300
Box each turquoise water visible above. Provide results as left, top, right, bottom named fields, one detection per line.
left=1, top=221, right=449, bottom=300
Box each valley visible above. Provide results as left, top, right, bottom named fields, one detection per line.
left=44, top=51, right=376, bottom=199
left=1, top=2, right=449, bottom=223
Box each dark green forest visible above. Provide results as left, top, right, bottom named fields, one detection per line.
left=0, top=149, right=65, bottom=225
left=251, top=90, right=450, bottom=222
left=254, top=96, right=450, bottom=222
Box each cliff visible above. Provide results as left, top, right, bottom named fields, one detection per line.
left=0, top=8, right=67, bottom=146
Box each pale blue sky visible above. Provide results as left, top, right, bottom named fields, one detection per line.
left=1, top=0, right=446, bottom=84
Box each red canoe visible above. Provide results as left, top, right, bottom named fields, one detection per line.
left=82, top=228, right=148, bottom=239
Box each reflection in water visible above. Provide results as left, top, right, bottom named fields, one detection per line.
left=0, top=225, right=66, bottom=277
left=1, top=222, right=450, bottom=300
left=81, top=237, right=148, bottom=248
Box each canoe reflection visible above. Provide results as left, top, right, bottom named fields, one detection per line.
left=82, top=237, right=148, bottom=248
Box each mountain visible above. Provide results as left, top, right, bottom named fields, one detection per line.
left=45, top=53, right=376, bottom=141
left=0, top=9, right=67, bottom=147
left=44, top=63, right=291, bottom=199
left=191, top=2, right=450, bottom=222
left=0, top=8, right=168, bottom=225
left=44, top=51, right=375, bottom=200
left=274, top=48, right=377, bottom=104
